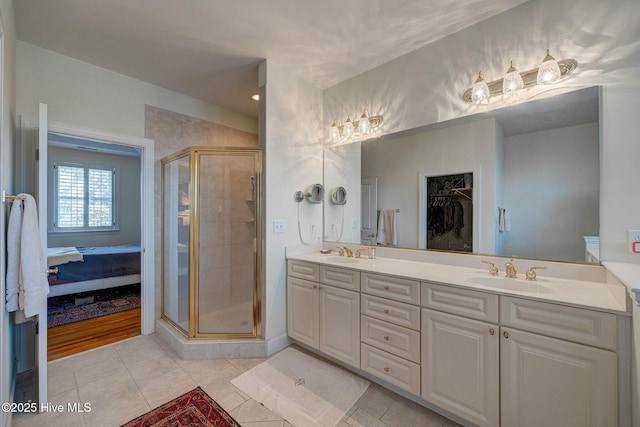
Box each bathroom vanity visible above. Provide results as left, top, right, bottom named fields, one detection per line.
left=286, top=252, right=631, bottom=427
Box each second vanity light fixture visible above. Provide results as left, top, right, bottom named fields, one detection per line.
left=464, top=49, right=577, bottom=104
left=329, top=109, right=383, bottom=143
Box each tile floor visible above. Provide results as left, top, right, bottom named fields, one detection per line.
left=12, top=334, right=461, bottom=427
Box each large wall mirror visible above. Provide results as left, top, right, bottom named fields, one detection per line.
left=324, top=86, right=600, bottom=264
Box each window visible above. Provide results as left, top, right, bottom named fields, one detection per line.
left=53, top=162, right=117, bottom=232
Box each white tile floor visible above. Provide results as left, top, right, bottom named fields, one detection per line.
left=12, top=335, right=461, bottom=427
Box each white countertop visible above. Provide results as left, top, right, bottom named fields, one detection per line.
left=288, top=252, right=629, bottom=315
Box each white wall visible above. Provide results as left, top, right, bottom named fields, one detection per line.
left=324, top=141, right=361, bottom=244
left=47, top=146, right=141, bottom=247
left=262, top=60, right=323, bottom=350
left=323, top=0, right=640, bottom=264
left=361, top=119, right=498, bottom=253
left=502, top=122, right=599, bottom=261
left=0, top=1, right=16, bottom=426
left=16, top=41, right=258, bottom=137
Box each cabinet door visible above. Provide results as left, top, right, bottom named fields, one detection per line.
left=422, top=309, right=499, bottom=427
left=501, top=328, right=617, bottom=427
left=319, top=285, right=360, bottom=367
left=287, top=277, right=319, bottom=348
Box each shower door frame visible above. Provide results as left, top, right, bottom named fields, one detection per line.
left=161, top=146, right=263, bottom=339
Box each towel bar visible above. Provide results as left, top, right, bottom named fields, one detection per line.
left=2, top=191, right=27, bottom=203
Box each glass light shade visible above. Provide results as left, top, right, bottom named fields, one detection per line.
left=329, top=120, right=341, bottom=142
left=502, top=61, right=524, bottom=95
left=537, top=49, right=561, bottom=84
left=343, top=115, right=354, bottom=138
left=471, top=72, right=490, bottom=105
left=358, top=110, right=370, bottom=134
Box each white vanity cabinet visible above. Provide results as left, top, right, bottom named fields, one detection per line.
left=360, top=272, right=422, bottom=395
left=421, top=282, right=619, bottom=427
left=499, top=297, right=618, bottom=427
left=286, top=255, right=628, bottom=427
left=421, top=284, right=500, bottom=427
left=287, top=260, right=361, bottom=367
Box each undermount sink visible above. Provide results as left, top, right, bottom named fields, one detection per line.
left=466, top=276, right=555, bottom=294
left=318, top=255, right=361, bottom=264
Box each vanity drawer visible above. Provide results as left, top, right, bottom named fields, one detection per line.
left=361, top=316, right=420, bottom=363
left=361, top=294, right=421, bottom=330
left=320, top=266, right=360, bottom=291
left=361, top=343, right=420, bottom=395
left=500, top=297, right=617, bottom=350
left=287, top=260, right=319, bottom=282
left=361, top=273, right=420, bottom=305
left=421, top=282, right=498, bottom=323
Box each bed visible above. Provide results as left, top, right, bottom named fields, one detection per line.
left=47, top=244, right=141, bottom=297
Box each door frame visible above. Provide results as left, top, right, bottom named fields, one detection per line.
left=47, top=121, right=155, bottom=334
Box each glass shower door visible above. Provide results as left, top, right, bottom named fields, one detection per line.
left=196, top=151, right=259, bottom=336
left=162, top=154, right=191, bottom=333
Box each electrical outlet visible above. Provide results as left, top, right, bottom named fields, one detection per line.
left=629, top=230, right=640, bottom=253
left=273, top=220, right=285, bottom=234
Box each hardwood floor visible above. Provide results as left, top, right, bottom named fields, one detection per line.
left=48, top=308, right=141, bottom=361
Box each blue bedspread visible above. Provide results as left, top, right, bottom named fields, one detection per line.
left=52, top=244, right=141, bottom=282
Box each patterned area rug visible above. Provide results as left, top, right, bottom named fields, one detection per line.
left=47, top=284, right=140, bottom=328
left=121, top=387, right=240, bottom=427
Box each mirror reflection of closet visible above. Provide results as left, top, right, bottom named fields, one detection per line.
left=426, top=173, right=472, bottom=252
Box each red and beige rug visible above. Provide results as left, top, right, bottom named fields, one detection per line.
left=121, top=387, right=240, bottom=427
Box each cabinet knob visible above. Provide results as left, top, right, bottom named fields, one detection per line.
left=503, top=331, right=509, bottom=339
left=489, top=328, right=495, bottom=336
left=383, top=336, right=390, bottom=341
left=383, top=367, right=389, bottom=372
left=313, top=285, right=318, bottom=289
left=384, top=285, right=390, bottom=290
left=383, top=309, right=389, bottom=314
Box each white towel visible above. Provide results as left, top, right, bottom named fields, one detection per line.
left=377, top=209, right=398, bottom=246
left=498, top=208, right=511, bottom=233
left=5, top=194, right=50, bottom=320
left=5, top=197, right=23, bottom=312
left=504, top=209, right=511, bottom=232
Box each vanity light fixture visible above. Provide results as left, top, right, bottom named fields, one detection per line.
left=471, top=72, right=490, bottom=104
left=502, top=61, right=524, bottom=95
left=463, top=49, right=577, bottom=104
left=329, top=110, right=383, bottom=143
left=536, top=49, right=561, bottom=84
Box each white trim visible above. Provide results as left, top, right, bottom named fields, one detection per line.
left=0, top=12, right=11, bottom=427
left=46, top=121, right=155, bottom=334
left=266, top=332, right=291, bottom=356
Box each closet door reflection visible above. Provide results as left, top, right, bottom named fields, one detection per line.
left=197, top=153, right=257, bottom=335
left=162, top=155, right=191, bottom=332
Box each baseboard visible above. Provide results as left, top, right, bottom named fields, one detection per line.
left=266, top=332, right=291, bottom=356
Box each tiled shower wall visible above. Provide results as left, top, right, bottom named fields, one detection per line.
left=145, top=105, right=258, bottom=330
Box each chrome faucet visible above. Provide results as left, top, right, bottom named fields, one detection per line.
left=525, top=266, right=547, bottom=281
left=504, top=259, right=517, bottom=278
left=342, top=247, right=354, bottom=257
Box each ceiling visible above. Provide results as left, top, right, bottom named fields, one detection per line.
left=15, top=0, right=529, bottom=118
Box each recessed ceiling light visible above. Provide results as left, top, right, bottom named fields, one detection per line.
left=250, top=93, right=260, bottom=101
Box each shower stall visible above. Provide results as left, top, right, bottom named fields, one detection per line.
left=161, top=147, right=262, bottom=338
